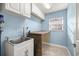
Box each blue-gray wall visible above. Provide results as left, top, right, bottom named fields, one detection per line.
left=42, top=9, right=67, bottom=47
left=67, top=3, right=76, bottom=56
left=0, top=12, right=42, bottom=55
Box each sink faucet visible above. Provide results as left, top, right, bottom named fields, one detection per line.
left=22, top=27, right=30, bottom=38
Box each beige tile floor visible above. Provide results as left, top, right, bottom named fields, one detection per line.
left=42, top=43, right=70, bottom=56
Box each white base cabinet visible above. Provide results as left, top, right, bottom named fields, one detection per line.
left=5, top=38, right=34, bottom=56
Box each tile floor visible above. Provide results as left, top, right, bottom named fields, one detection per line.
left=42, top=43, right=70, bottom=56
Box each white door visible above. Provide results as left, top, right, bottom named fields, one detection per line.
left=76, top=3, right=79, bottom=56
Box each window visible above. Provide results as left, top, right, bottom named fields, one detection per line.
left=49, top=17, right=63, bottom=31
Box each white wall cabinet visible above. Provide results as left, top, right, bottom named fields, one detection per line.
left=0, top=3, right=31, bottom=18
left=20, top=3, right=31, bottom=18
left=5, top=3, right=20, bottom=14
left=32, top=4, right=45, bottom=20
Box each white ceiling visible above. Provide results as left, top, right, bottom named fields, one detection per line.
left=35, top=3, right=68, bottom=14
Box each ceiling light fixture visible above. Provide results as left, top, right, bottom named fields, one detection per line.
left=43, top=3, right=51, bottom=9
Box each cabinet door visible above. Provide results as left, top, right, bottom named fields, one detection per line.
left=20, top=3, right=31, bottom=18
left=26, top=41, right=34, bottom=56
left=32, top=4, right=45, bottom=20
left=5, top=3, right=20, bottom=14
left=14, top=43, right=34, bottom=56
left=14, top=39, right=34, bottom=56
left=24, top=3, right=31, bottom=18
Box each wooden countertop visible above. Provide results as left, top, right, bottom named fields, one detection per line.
left=30, top=32, right=49, bottom=35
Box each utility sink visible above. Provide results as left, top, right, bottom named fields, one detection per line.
left=5, top=37, right=34, bottom=56
left=9, top=37, right=31, bottom=44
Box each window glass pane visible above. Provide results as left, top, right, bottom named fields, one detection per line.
left=49, top=17, right=63, bottom=31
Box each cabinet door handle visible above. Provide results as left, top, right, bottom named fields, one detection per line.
left=25, top=49, right=29, bottom=56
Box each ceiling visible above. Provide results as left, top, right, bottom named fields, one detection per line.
left=35, top=3, right=68, bottom=14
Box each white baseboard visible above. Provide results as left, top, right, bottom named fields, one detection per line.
left=42, top=42, right=71, bottom=56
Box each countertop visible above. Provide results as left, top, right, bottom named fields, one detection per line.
left=30, top=31, right=49, bottom=35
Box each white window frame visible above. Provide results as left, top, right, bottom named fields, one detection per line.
left=49, top=17, right=63, bottom=31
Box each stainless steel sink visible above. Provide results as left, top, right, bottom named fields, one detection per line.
left=9, top=37, right=31, bottom=44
